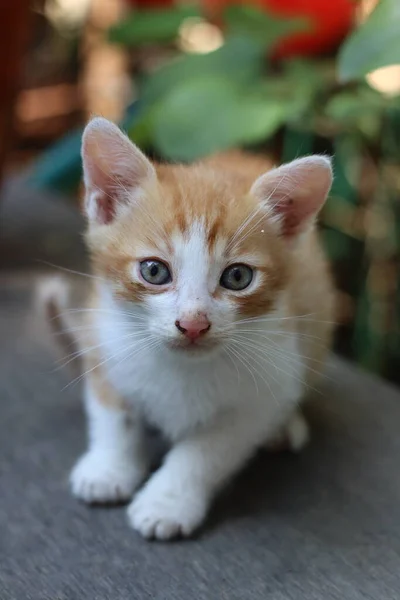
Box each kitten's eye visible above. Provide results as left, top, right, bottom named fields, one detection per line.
left=140, top=260, right=171, bottom=285
left=220, top=264, right=253, bottom=291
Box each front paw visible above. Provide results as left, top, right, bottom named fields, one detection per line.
left=70, top=451, right=146, bottom=504
left=127, top=475, right=208, bottom=540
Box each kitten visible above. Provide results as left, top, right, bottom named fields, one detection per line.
left=62, top=117, right=335, bottom=540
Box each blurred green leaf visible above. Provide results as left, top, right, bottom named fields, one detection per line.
left=129, top=106, right=156, bottom=148
left=224, top=4, right=310, bottom=49
left=129, top=35, right=270, bottom=157
left=284, top=58, right=335, bottom=88
left=109, top=5, right=201, bottom=45
left=323, top=85, right=400, bottom=140
left=326, top=92, right=359, bottom=121
left=338, top=0, right=400, bottom=82
left=141, top=35, right=266, bottom=105
left=325, top=89, right=383, bottom=138
left=233, top=93, right=290, bottom=145
left=267, top=60, right=332, bottom=119
left=152, top=77, right=237, bottom=160
left=151, top=76, right=289, bottom=161
left=130, top=47, right=330, bottom=160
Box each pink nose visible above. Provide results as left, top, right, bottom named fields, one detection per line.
left=175, top=315, right=211, bottom=340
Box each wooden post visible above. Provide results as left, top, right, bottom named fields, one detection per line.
left=0, top=1, right=31, bottom=187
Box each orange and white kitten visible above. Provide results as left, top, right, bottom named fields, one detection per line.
left=68, top=117, right=334, bottom=541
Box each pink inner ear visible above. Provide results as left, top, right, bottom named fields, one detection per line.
left=279, top=197, right=299, bottom=237
left=273, top=193, right=323, bottom=237
left=93, top=192, right=115, bottom=225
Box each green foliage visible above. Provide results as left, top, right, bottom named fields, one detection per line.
left=323, top=86, right=397, bottom=139
left=108, top=5, right=201, bottom=45
left=339, top=0, right=400, bottom=82
left=113, top=1, right=400, bottom=161
left=224, top=4, right=310, bottom=45
left=129, top=35, right=273, bottom=157
left=113, top=4, right=311, bottom=159
left=130, top=36, right=324, bottom=160
left=150, top=76, right=290, bottom=161
left=140, top=35, right=266, bottom=106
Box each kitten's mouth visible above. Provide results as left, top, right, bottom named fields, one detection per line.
left=167, top=337, right=220, bottom=355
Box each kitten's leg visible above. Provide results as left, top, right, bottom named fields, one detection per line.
left=265, top=409, right=310, bottom=453
left=70, top=376, right=148, bottom=504
left=127, top=408, right=269, bottom=540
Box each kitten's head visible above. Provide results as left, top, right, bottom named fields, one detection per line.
left=82, top=118, right=332, bottom=357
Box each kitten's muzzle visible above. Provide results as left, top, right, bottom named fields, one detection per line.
left=175, top=314, right=211, bottom=341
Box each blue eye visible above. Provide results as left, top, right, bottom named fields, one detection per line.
left=140, top=260, right=171, bottom=285
left=220, top=264, right=253, bottom=291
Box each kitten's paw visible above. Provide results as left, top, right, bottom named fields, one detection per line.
left=127, top=475, right=207, bottom=540
left=70, top=451, right=146, bottom=504
left=266, top=411, right=310, bottom=453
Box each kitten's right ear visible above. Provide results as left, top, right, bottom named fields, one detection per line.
left=81, top=117, right=156, bottom=225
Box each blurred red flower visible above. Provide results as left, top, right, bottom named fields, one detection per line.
left=204, top=0, right=355, bottom=58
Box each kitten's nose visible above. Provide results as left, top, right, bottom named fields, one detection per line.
left=175, top=315, right=211, bottom=340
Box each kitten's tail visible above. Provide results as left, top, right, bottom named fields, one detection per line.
left=35, top=275, right=81, bottom=378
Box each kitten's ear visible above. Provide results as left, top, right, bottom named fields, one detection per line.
left=81, top=117, right=156, bottom=224
left=251, top=156, right=333, bottom=238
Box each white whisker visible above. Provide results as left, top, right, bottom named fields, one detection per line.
left=222, top=346, right=241, bottom=386
left=225, top=343, right=260, bottom=397
left=234, top=312, right=335, bottom=325
left=233, top=331, right=328, bottom=364
left=55, top=330, right=150, bottom=370
left=230, top=340, right=279, bottom=404
left=52, top=322, right=148, bottom=337
left=55, top=307, right=148, bottom=321
left=36, top=260, right=104, bottom=282
left=231, top=336, right=324, bottom=395
left=61, top=334, right=159, bottom=392
left=236, top=328, right=326, bottom=345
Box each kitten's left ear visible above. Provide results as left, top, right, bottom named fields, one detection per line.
left=251, top=156, right=333, bottom=238
left=81, top=117, right=156, bottom=225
